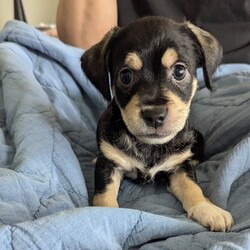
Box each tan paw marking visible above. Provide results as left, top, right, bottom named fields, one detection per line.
left=93, top=194, right=119, bottom=208
left=188, top=201, right=234, bottom=232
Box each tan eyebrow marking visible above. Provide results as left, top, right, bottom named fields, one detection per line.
left=125, top=52, right=143, bottom=70
left=161, top=48, right=179, bottom=69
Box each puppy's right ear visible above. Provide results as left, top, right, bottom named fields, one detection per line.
left=186, top=23, right=222, bottom=90
left=81, top=28, right=118, bottom=101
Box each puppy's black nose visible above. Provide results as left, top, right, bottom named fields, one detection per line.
left=141, top=108, right=167, bottom=128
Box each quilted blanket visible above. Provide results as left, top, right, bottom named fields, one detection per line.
left=0, top=21, right=249, bottom=249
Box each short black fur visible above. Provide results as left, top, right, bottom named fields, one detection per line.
left=81, top=16, right=221, bottom=200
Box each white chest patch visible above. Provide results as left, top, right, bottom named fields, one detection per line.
left=100, top=140, right=193, bottom=180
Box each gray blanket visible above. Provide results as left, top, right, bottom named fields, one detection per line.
left=0, top=21, right=249, bottom=249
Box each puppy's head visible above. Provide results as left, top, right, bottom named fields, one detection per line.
left=81, top=17, right=222, bottom=144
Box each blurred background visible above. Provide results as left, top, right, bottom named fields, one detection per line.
left=0, top=0, right=59, bottom=29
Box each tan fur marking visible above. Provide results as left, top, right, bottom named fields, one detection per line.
left=169, top=171, right=234, bottom=231
left=161, top=48, right=179, bottom=69
left=100, top=140, right=144, bottom=173
left=120, top=95, right=146, bottom=135
left=166, top=78, right=198, bottom=106
left=93, top=168, right=122, bottom=207
left=159, top=91, right=190, bottom=141
left=149, top=149, right=193, bottom=179
left=100, top=141, right=192, bottom=180
left=119, top=79, right=198, bottom=145
left=125, top=52, right=143, bottom=70
left=186, top=22, right=212, bottom=49
left=190, top=78, right=198, bottom=101
left=158, top=78, right=198, bottom=142
left=169, top=171, right=206, bottom=211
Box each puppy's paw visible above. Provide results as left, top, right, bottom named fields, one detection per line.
left=93, top=194, right=119, bottom=208
left=187, top=201, right=234, bottom=232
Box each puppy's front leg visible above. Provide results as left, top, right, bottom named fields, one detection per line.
left=169, top=171, right=233, bottom=231
left=93, top=156, right=122, bottom=207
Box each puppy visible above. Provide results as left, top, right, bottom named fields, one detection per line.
left=81, top=17, right=233, bottom=232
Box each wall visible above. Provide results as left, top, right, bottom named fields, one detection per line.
left=0, top=0, right=59, bottom=29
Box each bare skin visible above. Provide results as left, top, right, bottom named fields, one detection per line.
left=56, top=0, right=117, bottom=49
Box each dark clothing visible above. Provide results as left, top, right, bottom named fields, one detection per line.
left=118, top=0, right=250, bottom=63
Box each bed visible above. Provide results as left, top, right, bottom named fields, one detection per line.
left=0, top=20, right=249, bottom=249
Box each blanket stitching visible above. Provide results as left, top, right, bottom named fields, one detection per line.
left=33, top=123, right=55, bottom=219
left=31, top=50, right=88, bottom=216
left=32, top=57, right=98, bottom=155
left=51, top=125, right=88, bottom=204
left=30, top=27, right=47, bottom=55
left=0, top=46, right=51, bottom=220
left=214, top=72, right=250, bottom=83
left=223, top=138, right=250, bottom=191
left=41, top=84, right=98, bottom=133
left=2, top=24, right=15, bottom=43
left=194, top=94, right=250, bottom=107
left=10, top=226, right=14, bottom=250
left=122, top=212, right=143, bottom=249
left=33, top=122, right=87, bottom=219
left=231, top=168, right=250, bottom=190
left=12, top=225, right=43, bottom=250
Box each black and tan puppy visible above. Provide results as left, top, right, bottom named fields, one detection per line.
left=81, top=17, right=233, bottom=231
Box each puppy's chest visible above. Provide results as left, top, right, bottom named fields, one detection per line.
left=101, top=134, right=193, bottom=180
left=129, top=141, right=168, bottom=168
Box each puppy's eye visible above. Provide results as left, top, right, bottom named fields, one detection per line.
left=119, top=68, right=133, bottom=85
left=173, top=64, right=186, bottom=81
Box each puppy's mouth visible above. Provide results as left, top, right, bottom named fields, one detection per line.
left=138, top=132, right=171, bottom=139
left=135, top=131, right=174, bottom=144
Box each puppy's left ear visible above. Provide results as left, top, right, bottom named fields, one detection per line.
left=187, top=23, right=222, bottom=89
left=81, top=28, right=119, bottom=101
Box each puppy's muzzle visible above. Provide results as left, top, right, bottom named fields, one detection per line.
left=141, top=107, right=167, bottom=128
